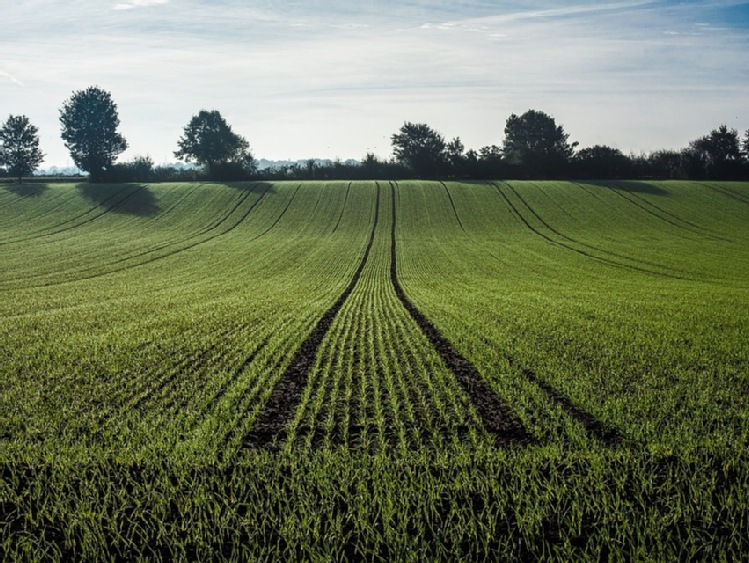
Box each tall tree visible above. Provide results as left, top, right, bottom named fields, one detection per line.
left=0, top=115, right=44, bottom=183
left=688, top=124, right=742, bottom=179
left=502, top=110, right=575, bottom=177
left=174, top=110, right=256, bottom=179
left=446, top=137, right=465, bottom=176
left=391, top=122, right=447, bottom=178
left=648, top=149, right=687, bottom=180
left=59, top=86, right=127, bottom=182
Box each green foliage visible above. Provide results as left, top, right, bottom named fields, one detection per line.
left=59, top=86, right=127, bottom=182
left=1, top=180, right=749, bottom=559
left=573, top=145, right=631, bottom=178
left=503, top=110, right=576, bottom=177
left=687, top=125, right=743, bottom=179
left=391, top=122, right=447, bottom=177
left=174, top=110, right=256, bottom=179
left=0, top=114, right=45, bottom=182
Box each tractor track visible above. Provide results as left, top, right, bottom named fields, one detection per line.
left=703, top=182, right=749, bottom=206
left=508, top=357, right=627, bottom=445
left=240, top=183, right=382, bottom=450
left=600, top=182, right=725, bottom=241
left=506, top=182, right=691, bottom=274
left=0, top=184, right=145, bottom=246
left=390, top=183, right=532, bottom=445
left=492, top=183, right=684, bottom=280
left=1, top=185, right=272, bottom=289
left=440, top=182, right=467, bottom=233
left=332, top=182, right=352, bottom=234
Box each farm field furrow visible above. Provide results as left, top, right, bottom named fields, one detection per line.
left=396, top=181, right=749, bottom=451
left=1, top=180, right=748, bottom=560
left=287, top=182, right=492, bottom=453
left=0, top=183, right=273, bottom=287
left=0, top=182, right=376, bottom=462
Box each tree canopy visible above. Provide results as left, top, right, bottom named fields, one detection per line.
left=0, top=115, right=44, bottom=183
left=502, top=110, right=576, bottom=177
left=573, top=145, right=631, bottom=179
left=174, top=110, right=256, bottom=179
left=686, top=125, right=743, bottom=179
left=391, top=122, right=447, bottom=177
left=59, top=86, right=127, bottom=182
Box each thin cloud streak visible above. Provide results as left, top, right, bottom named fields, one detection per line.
left=114, top=0, right=168, bottom=10
left=0, top=70, right=25, bottom=87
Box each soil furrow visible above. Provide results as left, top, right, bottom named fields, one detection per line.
left=6, top=185, right=270, bottom=289
left=202, top=336, right=272, bottom=413
left=493, top=183, right=683, bottom=279
left=509, top=182, right=691, bottom=273
left=241, top=183, right=381, bottom=450
left=507, top=357, right=626, bottom=445
left=389, top=183, right=532, bottom=445
left=0, top=184, right=144, bottom=246
left=440, top=182, right=466, bottom=233
left=601, top=182, right=724, bottom=241
left=332, top=182, right=352, bottom=233
left=246, top=184, right=302, bottom=242
left=703, top=182, right=749, bottom=206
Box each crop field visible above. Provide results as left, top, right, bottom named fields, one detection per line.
left=1, top=179, right=748, bottom=560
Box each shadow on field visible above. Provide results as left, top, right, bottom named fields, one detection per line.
left=585, top=180, right=668, bottom=195
left=78, top=183, right=160, bottom=216
left=3, top=183, right=48, bottom=197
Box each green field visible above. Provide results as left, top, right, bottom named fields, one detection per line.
left=1, top=180, right=748, bottom=560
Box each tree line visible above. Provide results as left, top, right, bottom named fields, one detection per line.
left=1, top=86, right=749, bottom=183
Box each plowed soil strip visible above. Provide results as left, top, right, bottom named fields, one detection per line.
left=0, top=184, right=144, bottom=246
left=242, top=184, right=381, bottom=449
left=440, top=182, right=466, bottom=233
left=507, top=357, right=626, bottom=445
left=332, top=182, right=352, bottom=233
left=389, top=184, right=532, bottom=445
left=494, top=183, right=682, bottom=279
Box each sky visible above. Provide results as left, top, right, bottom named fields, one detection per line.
left=2, top=0, right=749, bottom=168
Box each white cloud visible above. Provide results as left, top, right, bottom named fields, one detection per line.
left=114, top=0, right=168, bottom=10
left=0, top=70, right=24, bottom=87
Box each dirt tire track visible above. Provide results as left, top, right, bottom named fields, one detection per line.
left=440, top=182, right=466, bottom=233
left=503, top=356, right=626, bottom=445
left=600, top=182, right=724, bottom=241
left=0, top=189, right=43, bottom=210
left=506, top=182, right=690, bottom=274
left=332, top=182, right=352, bottom=234
left=5, top=185, right=271, bottom=289
left=703, top=182, right=749, bottom=206
left=0, top=184, right=144, bottom=246
left=390, top=182, right=532, bottom=446
left=620, top=185, right=725, bottom=239
left=492, top=183, right=683, bottom=279
left=246, top=184, right=302, bottom=242
left=92, top=184, right=270, bottom=271
left=241, top=183, right=381, bottom=450
left=0, top=189, right=74, bottom=233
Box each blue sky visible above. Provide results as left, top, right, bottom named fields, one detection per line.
left=2, top=0, right=748, bottom=167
